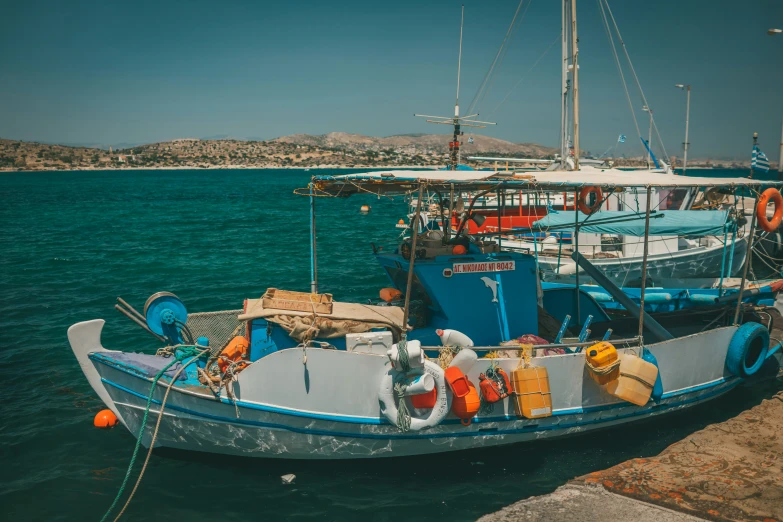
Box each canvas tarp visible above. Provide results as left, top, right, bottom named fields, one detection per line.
left=531, top=210, right=731, bottom=237
left=239, top=299, right=404, bottom=342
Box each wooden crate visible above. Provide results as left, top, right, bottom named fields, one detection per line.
left=262, top=288, right=333, bottom=314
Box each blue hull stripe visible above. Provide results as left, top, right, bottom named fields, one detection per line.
left=100, top=376, right=737, bottom=441
left=92, top=354, right=740, bottom=426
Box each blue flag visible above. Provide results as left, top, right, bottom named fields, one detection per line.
left=618, top=134, right=626, bottom=144
left=752, top=144, right=770, bottom=173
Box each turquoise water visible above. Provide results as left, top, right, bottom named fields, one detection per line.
left=1, top=168, right=780, bottom=521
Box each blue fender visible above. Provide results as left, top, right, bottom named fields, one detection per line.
left=642, top=348, right=663, bottom=402
left=726, top=322, right=769, bottom=378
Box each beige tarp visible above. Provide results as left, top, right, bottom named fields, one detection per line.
left=239, top=299, right=404, bottom=342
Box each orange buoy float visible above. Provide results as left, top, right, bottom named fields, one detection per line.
left=218, top=336, right=249, bottom=373
left=756, top=188, right=783, bottom=233
left=94, top=409, right=119, bottom=428
left=379, top=287, right=403, bottom=303
left=451, top=382, right=481, bottom=426
left=578, top=186, right=603, bottom=215
left=452, top=245, right=467, bottom=255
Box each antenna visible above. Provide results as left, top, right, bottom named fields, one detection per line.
left=414, top=5, right=496, bottom=170
left=456, top=4, right=464, bottom=116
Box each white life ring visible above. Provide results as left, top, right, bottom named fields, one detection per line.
left=378, top=360, right=451, bottom=431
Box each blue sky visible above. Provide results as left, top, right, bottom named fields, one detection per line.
left=1, top=0, right=782, bottom=160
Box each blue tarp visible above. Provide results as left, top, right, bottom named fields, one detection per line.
left=531, top=210, right=731, bottom=237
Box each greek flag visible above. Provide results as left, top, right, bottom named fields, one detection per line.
left=618, top=134, right=626, bottom=144
left=752, top=144, right=770, bottom=173
left=468, top=136, right=474, bottom=144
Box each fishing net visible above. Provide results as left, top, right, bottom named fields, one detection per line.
left=185, top=310, right=245, bottom=355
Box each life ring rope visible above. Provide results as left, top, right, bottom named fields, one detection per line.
left=756, top=188, right=783, bottom=233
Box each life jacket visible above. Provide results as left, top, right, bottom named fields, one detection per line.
left=478, top=367, right=512, bottom=403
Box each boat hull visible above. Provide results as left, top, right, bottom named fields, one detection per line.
left=71, top=319, right=745, bottom=459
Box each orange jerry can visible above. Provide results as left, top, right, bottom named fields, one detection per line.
left=451, top=382, right=481, bottom=425
left=510, top=366, right=552, bottom=419
left=218, top=336, right=249, bottom=372
left=584, top=341, right=620, bottom=385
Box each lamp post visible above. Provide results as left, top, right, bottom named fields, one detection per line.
left=769, top=29, right=782, bottom=175
left=675, top=84, right=691, bottom=175
left=642, top=106, right=653, bottom=169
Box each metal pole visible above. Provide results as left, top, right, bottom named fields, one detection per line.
left=683, top=86, right=691, bottom=175
left=497, top=187, right=503, bottom=250
left=402, top=183, right=426, bottom=339
left=637, top=186, right=653, bottom=341
left=309, top=182, right=318, bottom=294
left=571, top=0, right=580, bottom=171
left=574, top=190, right=580, bottom=325
left=447, top=183, right=454, bottom=241
left=734, top=195, right=759, bottom=325
left=647, top=111, right=652, bottom=169
left=560, top=0, right=568, bottom=166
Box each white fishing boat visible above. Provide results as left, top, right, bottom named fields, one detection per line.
left=69, top=169, right=783, bottom=460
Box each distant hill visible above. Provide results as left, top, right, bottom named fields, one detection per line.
left=272, top=131, right=557, bottom=158
left=0, top=132, right=595, bottom=171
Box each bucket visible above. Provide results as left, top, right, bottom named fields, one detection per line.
left=510, top=366, right=552, bottom=419
left=451, top=382, right=480, bottom=425
left=403, top=373, right=435, bottom=396
left=445, top=366, right=470, bottom=398
left=411, top=388, right=437, bottom=409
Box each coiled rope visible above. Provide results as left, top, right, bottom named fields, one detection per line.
left=100, top=345, right=210, bottom=522
left=393, top=382, right=411, bottom=432
left=396, top=339, right=411, bottom=373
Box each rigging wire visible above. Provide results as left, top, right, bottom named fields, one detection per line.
left=602, top=0, right=671, bottom=163
left=596, top=0, right=644, bottom=157
left=490, top=33, right=561, bottom=115
left=466, top=0, right=531, bottom=116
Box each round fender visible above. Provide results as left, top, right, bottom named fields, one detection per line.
left=578, top=186, right=603, bottom=215
left=756, top=188, right=783, bottom=233
left=378, top=360, right=451, bottom=431
left=726, top=322, right=769, bottom=378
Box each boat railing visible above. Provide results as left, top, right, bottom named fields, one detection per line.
left=459, top=336, right=641, bottom=352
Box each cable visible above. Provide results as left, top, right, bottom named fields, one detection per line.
left=466, top=0, right=531, bottom=116
left=491, top=33, right=561, bottom=115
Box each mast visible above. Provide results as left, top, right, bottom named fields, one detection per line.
left=571, top=0, right=580, bottom=171
left=560, top=0, right=569, bottom=167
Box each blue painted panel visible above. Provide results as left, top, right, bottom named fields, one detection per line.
left=376, top=251, right=539, bottom=345
left=542, top=287, right=610, bottom=328
left=250, top=319, right=280, bottom=361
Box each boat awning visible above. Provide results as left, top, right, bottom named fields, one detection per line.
left=531, top=210, right=732, bottom=236
left=300, top=166, right=780, bottom=198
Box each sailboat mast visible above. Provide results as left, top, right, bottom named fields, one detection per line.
left=452, top=4, right=465, bottom=170
left=560, top=0, right=568, bottom=167
left=571, top=0, right=580, bottom=170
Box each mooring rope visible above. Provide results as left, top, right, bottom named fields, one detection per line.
left=100, top=345, right=210, bottom=522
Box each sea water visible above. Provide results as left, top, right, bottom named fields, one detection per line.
left=1, top=168, right=780, bottom=521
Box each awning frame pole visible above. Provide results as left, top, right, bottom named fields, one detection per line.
left=402, top=182, right=426, bottom=339
left=310, top=181, right=318, bottom=294
left=733, top=194, right=759, bottom=325
left=638, top=185, right=653, bottom=342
